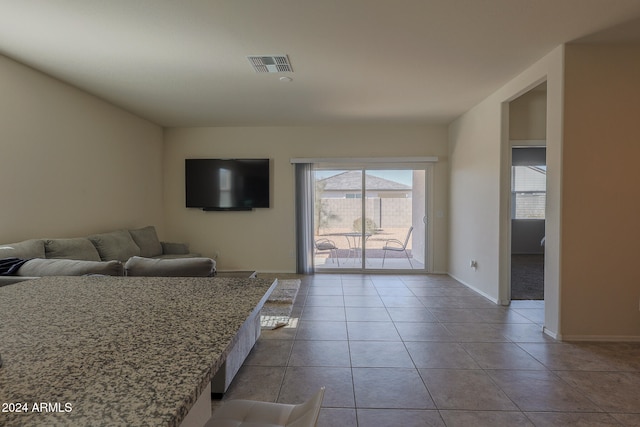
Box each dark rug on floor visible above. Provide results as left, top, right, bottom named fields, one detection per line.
left=511, top=254, right=544, bottom=300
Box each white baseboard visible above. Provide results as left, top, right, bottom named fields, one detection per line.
left=447, top=273, right=499, bottom=305
left=560, top=334, right=640, bottom=342
left=441, top=275, right=640, bottom=343
left=543, top=327, right=560, bottom=340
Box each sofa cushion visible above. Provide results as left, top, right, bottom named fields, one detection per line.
left=125, top=256, right=215, bottom=277
left=128, top=226, right=163, bottom=258
left=17, top=258, right=124, bottom=277
left=45, top=238, right=101, bottom=261
left=0, top=239, right=46, bottom=259
left=88, top=230, right=140, bottom=262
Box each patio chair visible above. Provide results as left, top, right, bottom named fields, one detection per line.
left=381, top=226, right=414, bottom=268
left=206, top=387, right=325, bottom=427
left=314, top=238, right=340, bottom=265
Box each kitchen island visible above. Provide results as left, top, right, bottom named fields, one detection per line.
left=0, top=275, right=277, bottom=427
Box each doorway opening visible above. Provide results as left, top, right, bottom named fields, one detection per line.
left=507, top=82, right=547, bottom=303
left=510, top=147, right=546, bottom=300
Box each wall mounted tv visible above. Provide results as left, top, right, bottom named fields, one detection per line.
left=185, top=158, right=270, bottom=211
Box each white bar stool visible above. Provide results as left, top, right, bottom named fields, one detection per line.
left=205, top=387, right=325, bottom=427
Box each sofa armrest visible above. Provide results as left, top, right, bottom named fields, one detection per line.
left=160, top=241, right=190, bottom=255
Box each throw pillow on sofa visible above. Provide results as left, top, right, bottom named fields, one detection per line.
left=88, top=230, right=140, bottom=262
left=45, top=238, right=101, bottom=261
left=17, top=259, right=124, bottom=277
left=128, top=226, right=163, bottom=258
left=125, top=256, right=215, bottom=277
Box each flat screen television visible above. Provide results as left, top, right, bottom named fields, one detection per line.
left=185, top=158, right=270, bottom=211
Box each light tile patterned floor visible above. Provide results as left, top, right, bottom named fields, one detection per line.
left=213, top=274, right=640, bottom=427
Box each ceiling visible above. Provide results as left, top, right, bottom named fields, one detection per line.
left=1, top=1, right=640, bottom=127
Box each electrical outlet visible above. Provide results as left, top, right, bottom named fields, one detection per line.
left=214, top=251, right=220, bottom=260
left=470, top=259, right=478, bottom=270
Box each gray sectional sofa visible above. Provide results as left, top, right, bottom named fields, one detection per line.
left=0, top=226, right=215, bottom=285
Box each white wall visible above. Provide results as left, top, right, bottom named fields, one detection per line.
left=509, top=86, right=547, bottom=141
left=163, top=125, right=449, bottom=273
left=448, top=99, right=502, bottom=298
left=448, top=47, right=564, bottom=337
left=0, top=55, right=164, bottom=242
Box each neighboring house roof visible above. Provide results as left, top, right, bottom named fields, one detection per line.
left=318, top=171, right=411, bottom=191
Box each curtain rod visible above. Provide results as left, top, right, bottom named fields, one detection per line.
left=290, top=156, right=438, bottom=164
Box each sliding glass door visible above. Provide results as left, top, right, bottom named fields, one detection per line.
left=313, top=166, right=429, bottom=272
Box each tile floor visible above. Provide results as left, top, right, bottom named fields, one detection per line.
left=212, top=274, right=640, bottom=426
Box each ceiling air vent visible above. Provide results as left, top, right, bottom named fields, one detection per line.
left=247, top=55, right=293, bottom=73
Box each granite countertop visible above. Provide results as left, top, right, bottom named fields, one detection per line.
left=0, top=275, right=276, bottom=427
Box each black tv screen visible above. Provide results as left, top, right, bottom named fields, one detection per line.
left=185, top=159, right=270, bottom=210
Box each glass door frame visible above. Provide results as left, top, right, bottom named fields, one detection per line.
left=312, top=161, right=434, bottom=274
